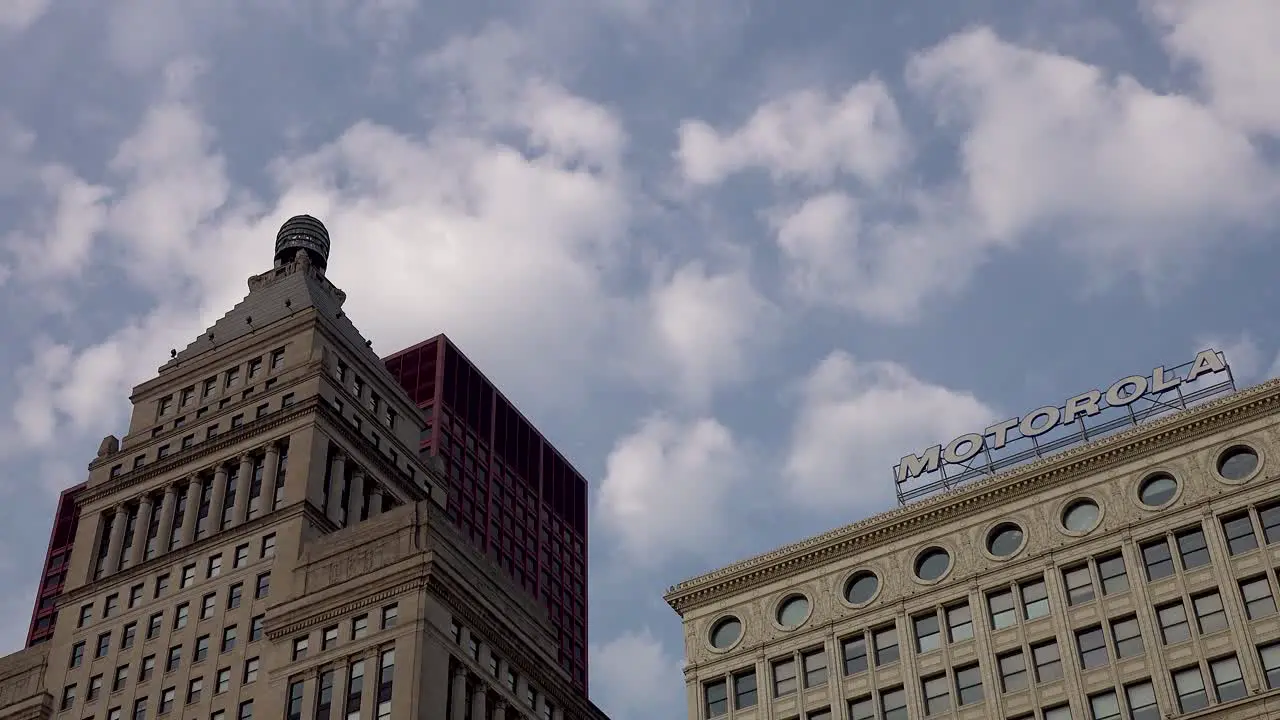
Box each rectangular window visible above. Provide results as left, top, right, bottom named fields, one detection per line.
left=165, top=645, right=181, bottom=673
left=772, top=658, right=796, bottom=697
left=1088, top=690, right=1120, bottom=720
left=988, top=589, right=1016, bottom=629
left=250, top=615, right=264, bottom=642
left=848, top=697, right=874, bottom=720
left=225, top=368, right=239, bottom=388
left=841, top=634, right=868, bottom=675
left=1157, top=601, right=1191, bottom=644
left=255, top=572, right=270, bottom=599
left=113, top=666, right=128, bottom=692
left=873, top=625, right=899, bottom=666
left=200, top=593, right=216, bottom=619
left=351, top=614, right=368, bottom=639
left=922, top=673, right=950, bottom=716
left=129, top=584, right=143, bottom=608
left=1172, top=666, right=1208, bottom=713
left=1110, top=615, right=1144, bottom=658
left=159, top=687, right=175, bottom=714
left=221, top=626, right=237, bottom=653
left=291, top=637, right=308, bottom=661
left=733, top=669, right=757, bottom=709
left=78, top=604, right=92, bottom=627
left=315, top=670, right=335, bottom=719
left=286, top=678, right=305, bottom=720
left=1240, top=576, right=1277, bottom=619
left=1125, top=680, right=1159, bottom=720
left=60, top=684, right=76, bottom=711
left=1076, top=626, right=1108, bottom=669
left=1020, top=578, right=1050, bottom=618
left=215, top=668, right=231, bottom=694
left=1097, top=553, right=1129, bottom=594
left=237, top=700, right=253, bottom=720
left=345, top=661, right=364, bottom=718
left=194, top=636, right=209, bottom=663
left=998, top=651, right=1027, bottom=693
left=1222, top=513, right=1259, bottom=555
left=87, top=675, right=102, bottom=702
left=1258, top=502, right=1280, bottom=544
left=70, top=641, right=84, bottom=668
left=139, top=655, right=155, bottom=682
left=132, top=698, right=146, bottom=720
left=704, top=680, right=727, bottom=718
left=802, top=649, right=828, bottom=688
left=203, top=378, right=216, bottom=397
left=96, top=632, right=111, bottom=658
left=207, top=554, right=222, bottom=578
left=1141, top=538, right=1174, bottom=581
left=1193, top=591, right=1228, bottom=634
left=914, top=611, right=941, bottom=653
left=104, top=593, right=119, bottom=617
left=1063, top=565, right=1095, bottom=605
left=946, top=603, right=973, bottom=642
left=243, top=657, right=259, bottom=683
left=260, top=533, right=276, bottom=558
left=881, top=687, right=907, bottom=720
left=1175, top=527, right=1211, bottom=569
left=1211, top=655, right=1245, bottom=702
left=270, top=349, right=285, bottom=370
left=322, top=625, right=338, bottom=651
left=233, top=544, right=248, bottom=568
left=1260, top=641, right=1280, bottom=689
left=122, top=622, right=137, bottom=649
left=154, top=573, right=169, bottom=598
left=955, top=663, right=982, bottom=705
left=1032, top=640, right=1063, bottom=682
left=228, top=583, right=242, bottom=609
left=381, top=604, right=398, bottom=629
left=187, top=677, right=203, bottom=704
left=248, top=358, right=262, bottom=379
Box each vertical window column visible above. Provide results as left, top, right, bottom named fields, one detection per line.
left=232, top=453, right=255, bottom=525
left=207, top=463, right=231, bottom=535
left=128, top=495, right=154, bottom=567
left=104, top=504, right=129, bottom=575
left=178, top=476, right=202, bottom=546
left=262, top=442, right=282, bottom=512
left=326, top=451, right=347, bottom=526
left=347, top=469, right=366, bottom=527
left=154, top=485, right=178, bottom=555
left=368, top=483, right=384, bottom=518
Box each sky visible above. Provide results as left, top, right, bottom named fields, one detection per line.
left=0, top=0, right=1278, bottom=717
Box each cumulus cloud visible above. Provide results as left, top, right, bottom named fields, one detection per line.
left=675, top=79, right=910, bottom=188
left=596, top=414, right=746, bottom=565
left=0, top=0, right=50, bottom=33
left=907, top=27, right=1278, bottom=285
left=1145, top=0, right=1280, bottom=136
left=784, top=351, right=998, bottom=514
left=590, top=628, right=684, bottom=720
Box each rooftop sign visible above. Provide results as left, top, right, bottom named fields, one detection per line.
left=894, top=349, right=1236, bottom=505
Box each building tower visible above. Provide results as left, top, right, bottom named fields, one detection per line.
left=0, top=216, right=610, bottom=720
left=384, top=337, right=590, bottom=691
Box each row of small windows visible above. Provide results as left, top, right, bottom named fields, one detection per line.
left=710, top=452, right=1273, bottom=648
left=285, top=646, right=396, bottom=720
left=158, top=348, right=287, bottom=420
left=62, top=658, right=260, bottom=720
left=121, top=396, right=296, bottom=481
left=290, top=605, right=399, bottom=661
left=80, top=534, right=277, bottom=632
left=334, top=360, right=399, bottom=431
left=705, top=624, right=1280, bottom=719
left=447, top=620, right=560, bottom=719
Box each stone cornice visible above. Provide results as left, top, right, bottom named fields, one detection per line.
left=664, top=377, right=1280, bottom=615
left=80, top=396, right=323, bottom=505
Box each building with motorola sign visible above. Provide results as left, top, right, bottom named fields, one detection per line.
left=666, top=363, right=1280, bottom=720
left=0, top=216, right=609, bottom=720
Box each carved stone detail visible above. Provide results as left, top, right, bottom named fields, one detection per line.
left=97, top=434, right=120, bottom=458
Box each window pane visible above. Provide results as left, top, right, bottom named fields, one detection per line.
left=1141, top=540, right=1174, bottom=581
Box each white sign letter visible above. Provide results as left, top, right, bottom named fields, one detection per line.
left=1186, top=349, right=1227, bottom=383
left=1150, top=365, right=1181, bottom=393
left=1020, top=406, right=1061, bottom=438
left=943, top=433, right=985, bottom=465
left=1063, top=390, right=1102, bottom=425
left=984, top=418, right=1021, bottom=450
left=897, top=446, right=942, bottom=483
left=1105, top=375, right=1148, bottom=406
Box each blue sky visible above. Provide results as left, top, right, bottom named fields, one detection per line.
left=1, top=1, right=1278, bottom=717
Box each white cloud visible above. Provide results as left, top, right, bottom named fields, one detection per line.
left=784, top=351, right=997, bottom=513
left=0, top=0, right=50, bottom=33
left=3, top=165, right=111, bottom=281
left=907, top=27, right=1278, bottom=287
left=1194, top=334, right=1262, bottom=384
left=590, top=628, right=684, bottom=720
left=596, top=414, right=746, bottom=565
left=675, top=80, right=910, bottom=188
left=1146, top=0, right=1280, bottom=136
left=633, top=261, right=776, bottom=405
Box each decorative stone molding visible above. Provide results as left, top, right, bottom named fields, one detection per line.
left=665, top=377, right=1280, bottom=614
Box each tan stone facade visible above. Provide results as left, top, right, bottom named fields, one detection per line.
left=667, top=378, right=1280, bottom=720
left=0, top=224, right=609, bottom=720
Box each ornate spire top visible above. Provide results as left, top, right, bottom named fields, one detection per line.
left=274, top=214, right=330, bottom=272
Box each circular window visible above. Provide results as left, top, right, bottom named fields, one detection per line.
left=914, top=547, right=951, bottom=582
left=709, top=617, right=742, bottom=650
left=1062, top=499, right=1100, bottom=532
left=844, top=571, right=879, bottom=605
left=1217, top=446, right=1258, bottom=481
left=776, top=595, right=810, bottom=629
left=987, top=523, right=1025, bottom=557
left=1138, top=473, right=1179, bottom=507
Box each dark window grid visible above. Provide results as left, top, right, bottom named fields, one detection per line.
left=1222, top=513, right=1259, bottom=556
left=1076, top=626, right=1109, bottom=669
left=1141, top=539, right=1176, bottom=581
left=1175, top=528, right=1211, bottom=569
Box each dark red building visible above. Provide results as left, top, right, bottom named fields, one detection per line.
left=384, top=334, right=589, bottom=691
left=25, top=482, right=85, bottom=647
